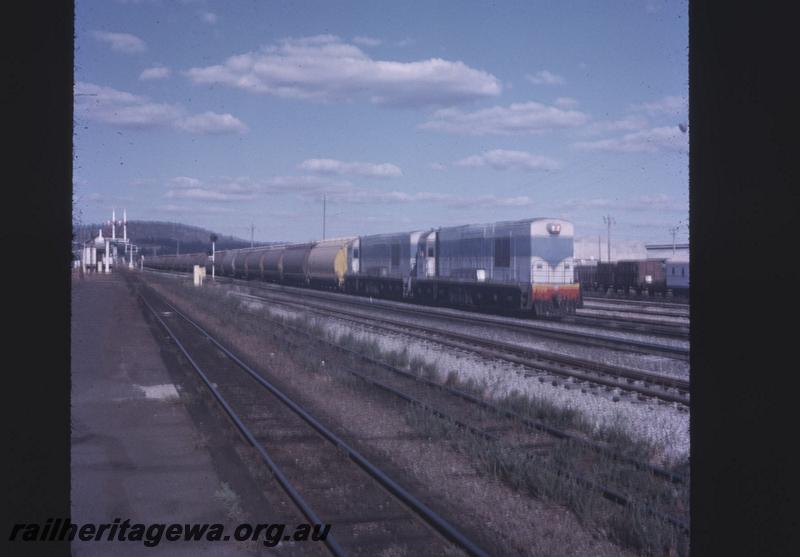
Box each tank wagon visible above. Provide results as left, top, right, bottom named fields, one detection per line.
left=308, top=238, right=353, bottom=289
left=144, top=218, right=581, bottom=317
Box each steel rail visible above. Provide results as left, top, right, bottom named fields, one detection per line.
left=267, top=310, right=688, bottom=484
left=343, top=366, right=690, bottom=534
left=581, top=301, right=690, bottom=318
left=142, top=268, right=689, bottom=358
left=140, top=295, right=349, bottom=557
left=143, top=280, right=688, bottom=535
left=564, top=315, right=689, bottom=340
left=152, top=292, right=491, bottom=557
left=241, top=280, right=691, bottom=359
left=583, top=295, right=689, bottom=308
left=234, top=291, right=690, bottom=405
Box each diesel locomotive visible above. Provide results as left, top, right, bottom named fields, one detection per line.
left=143, top=217, right=581, bottom=317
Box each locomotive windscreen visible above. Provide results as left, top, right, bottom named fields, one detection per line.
left=532, top=236, right=573, bottom=266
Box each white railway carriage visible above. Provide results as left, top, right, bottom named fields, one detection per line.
left=665, top=257, right=690, bottom=295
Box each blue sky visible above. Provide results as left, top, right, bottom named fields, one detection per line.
left=74, top=0, right=689, bottom=244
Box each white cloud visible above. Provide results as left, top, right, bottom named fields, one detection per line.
left=420, top=101, right=589, bottom=135
left=554, top=97, right=579, bottom=108
left=352, top=35, right=381, bottom=47
left=556, top=198, right=614, bottom=210
left=322, top=188, right=534, bottom=209
left=454, top=149, right=561, bottom=172
left=631, top=95, right=687, bottom=116
left=166, top=188, right=255, bottom=201
left=579, top=114, right=650, bottom=136
left=526, top=70, right=565, bottom=85
left=161, top=174, right=533, bottom=210
left=75, top=82, right=247, bottom=135
left=176, top=112, right=249, bottom=134
left=169, top=176, right=202, bottom=189
left=298, top=158, right=402, bottom=177
left=165, top=176, right=259, bottom=202
left=184, top=35, right=501, bottom=106
left=556, top=193, right=681, bottom=212
left=263, top=175, right=353, bottom=192
left=428, top=162, right=447, bottom=171
left=572, top=126, right=689, bottom=153
left=156, top=204, right=235, bottom=215
left=201, top=11, right=217, bottom=24
left=91, top=30, right=147, bottom=53
left=75, top=83, right=184, bottom=128
left=139, top=66, right=171, bottom=80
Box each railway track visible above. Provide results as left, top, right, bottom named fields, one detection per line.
left=258, top=299, right=690, bottom=533
left=143, top=268, right=690, bottom=347
left=203, top=274, right=689, bottom=359
left=232, top=290, right=690, bottom=407
left=138, top=283, right=489, bottom=557
left=138, top=273, right=689, bottom=545
left=581, top=299, right=689, bottom=319
left=564, top=313, right=689, bottom=340
left=221, top=288, right=689, bottom=483
left=582, top=294, right=689, bottom=309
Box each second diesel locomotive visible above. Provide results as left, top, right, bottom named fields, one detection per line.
left=144, top=217, right=581, bottom=317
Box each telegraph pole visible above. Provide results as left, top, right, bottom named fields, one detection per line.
left=669, top=225, right=679, bottom=256
left=603, top=215, right=616, bottom=262
left=322, top=193, right=326, bottom=240
left=598, top=235, right=602, bottom=262
left=250, top=223, right=255, bottom=248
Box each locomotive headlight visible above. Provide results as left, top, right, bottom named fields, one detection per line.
left=547, top=223, right=562, bottom=235
left=645, top=275, right=653, bottom=284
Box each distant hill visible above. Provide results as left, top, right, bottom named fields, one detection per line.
left=73, top=220, right=277, bottom=256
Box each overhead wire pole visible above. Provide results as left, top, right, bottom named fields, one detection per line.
left=669, top=225, right=680, bottom=256
left=210, top=234, right=217, bottom=281
left=250, top=223, right=255, bottom=248
left=322, top=193, right=326, bottom=241
left=603, top=215, right=616, bottom=263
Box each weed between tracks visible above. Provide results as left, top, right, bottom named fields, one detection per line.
left=404, top=405, right=688, bottom=556
left=214, top=482, right=246, bottom=522
left=143, top=274, right=689, bottom=556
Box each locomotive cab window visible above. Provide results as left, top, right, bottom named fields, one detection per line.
left=353, top=248, right=359, bottom=259
left=427, top=246, right=434, bottom=257
left=494, top=237, right=511, bottom=268
left=391, top=244, right=400, bottom=267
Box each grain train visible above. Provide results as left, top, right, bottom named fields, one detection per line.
left=574, top=258, right=689, bottom=297
left=143, top=217, right=581, bottom=317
